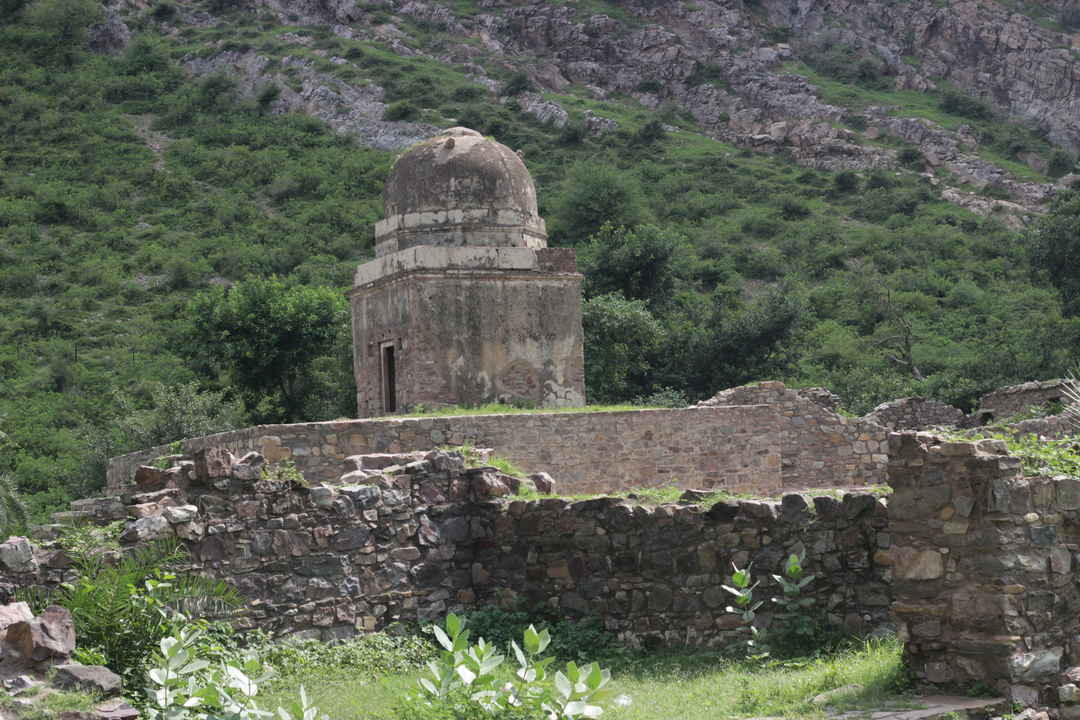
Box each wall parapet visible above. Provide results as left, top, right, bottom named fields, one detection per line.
left=108, top=396, right=888, bottom=498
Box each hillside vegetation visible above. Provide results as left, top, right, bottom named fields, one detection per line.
left=1, top=0, right=1078, bottom=520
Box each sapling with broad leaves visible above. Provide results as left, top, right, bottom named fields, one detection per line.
left=722, top=562, right=768, bottom=655
left=413, top=613, right=626, bottom=719
left=771, top=553, right=818, bottom=650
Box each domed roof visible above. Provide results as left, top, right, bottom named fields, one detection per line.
left=374, top=128, right=547, bottom=257
left=384, top=127, right=538, bottom=217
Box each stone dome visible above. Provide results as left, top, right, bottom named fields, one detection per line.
left=374, top=127, right=548, bottom=257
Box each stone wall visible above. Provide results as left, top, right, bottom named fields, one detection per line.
left=696, top=382, right=888, bottom=489
left=107, top=406, right=788, bottom=498
left=886, top=431, right=1080, bottom=713
left=70, top=448, right=892, bottom=647
left=863, top=397, right=966, bottom=431
left=975, top=379, right=1068, bottom=424
left=468, top=492, right=891, bottom=647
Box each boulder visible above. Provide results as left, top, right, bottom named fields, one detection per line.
left=5, top=605, right=75, bottom=663
left=0, top=536, right=37, bottom=574
left=162, top=504, right=198, bottom=524
left=54, top=664, right=123, bottom=695
left=87, top=13, right=130, bottom=55
left=93, top=700, right=139, bottom=720
left=0, top=602, right=34, bottom=640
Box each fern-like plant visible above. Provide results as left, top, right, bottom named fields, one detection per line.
left=20, top=539, right=241, bottom=685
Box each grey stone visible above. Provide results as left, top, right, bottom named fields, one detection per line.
left=1010, top=647, right=1062, bottom=682
left=162, top=504, right=198, bottom=524
left=5, top=605, right=75, bottom=663
left=0, top=537, right=37, bottom=574
left=55, top=664, right=123, bottom=695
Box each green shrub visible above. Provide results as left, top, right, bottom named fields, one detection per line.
left=404, top=614, right=626, bottom=720
left=1049, top=149, right=1075, bottom=178
left=463, top=606, right=621, bottom=662
left=143, top=623, right=327, bottom=720
left=385, top=100, right=419, bottom=121
left=501, top=71, right=532, bottom=96
left=20, top=540, right=241, bottom=685
left=938, top=90, right=993, bottom=121
left=763, top=26, right=792, bottom=43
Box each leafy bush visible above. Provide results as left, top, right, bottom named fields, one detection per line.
left=402, top=614, right=627, bottom=720
left=385, top=100, right=419, bottom=121
left=463, top=606, right=621, bottom=662
left=801, top=39, right=890, bottom=89
left=143, top=624, right=326, bottom=720
left=938, top=90, right=993, bottom=121
left=21, top=540, right=240, bottom=685
left=251, top=631, right=435, bottom=680
left=501, top=72, right=532, bottom=97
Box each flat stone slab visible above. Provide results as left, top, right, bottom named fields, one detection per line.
left=745, top=695, right=1008, bottom=719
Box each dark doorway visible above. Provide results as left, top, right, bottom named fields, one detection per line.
left=381, top=343, right=397, bottom=413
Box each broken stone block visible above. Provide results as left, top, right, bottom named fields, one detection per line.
left=470, top=471, right=511, bottom=500
left=231, top=451, right=265, bottom=481
left=5, top=605, right=75, bottom=663
left=55, top=663, right=123, bottom=695
left=528, top=472, right=555, bottom=494
left=891, top=547, right=944, bottom=580
left=119, top=515, right=172, bottom=544
left=162, top=504, right=198, bottom=524
left=1010, top=647, right=1062, bottom=682
left=0, top=537, right=37, bottom=574
left=194, top=447, right=233, bottom=484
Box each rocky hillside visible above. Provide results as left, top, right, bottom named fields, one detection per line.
left=3, top=0, right=1080, bottom=521
left=97, top=0, right=1080, bottom=218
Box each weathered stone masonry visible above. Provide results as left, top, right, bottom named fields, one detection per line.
left=67, top=448, right=892, bottom=648
left=108, top=384, right=892, bottom=498
left=887, top=431, right=1080, bottom=714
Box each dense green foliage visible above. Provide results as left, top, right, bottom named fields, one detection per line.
left=1, top=0, right=1078, bottom=520
left=20, top=538, right=241, bottom=685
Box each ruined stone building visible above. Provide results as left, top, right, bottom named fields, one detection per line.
left=349, top=127, right=586, bottom=417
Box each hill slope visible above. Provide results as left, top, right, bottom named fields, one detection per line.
left=0, top=0, right=1078, bottom=519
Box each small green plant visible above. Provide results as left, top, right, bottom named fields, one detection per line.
left=723, top=563, right=767, bottom=656
left=769, top=553, right=820, bottom=656
left=143, top=623, right=327, bottom=720
left=260, top=459, right=306, bottom=485
left=407, top=614, right=626, bottom=719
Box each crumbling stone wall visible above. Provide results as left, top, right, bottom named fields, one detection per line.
left=697, top=382, right=888, bottom=489
left=886, top=431, right=1080, bottom=712
left=467, top=492, right=891, bottom=647
left=975, top=379, right=1068, bottom=424
left=863, top=397, right=966, bottom=431
left=107, top=406, right=788, bottom=498
left=109, top=382, right=910, bottom=499
left=66, top=448, right=892, bottom=647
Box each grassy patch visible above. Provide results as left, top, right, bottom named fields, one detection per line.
left=260, top=635, right=908, bottom=720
